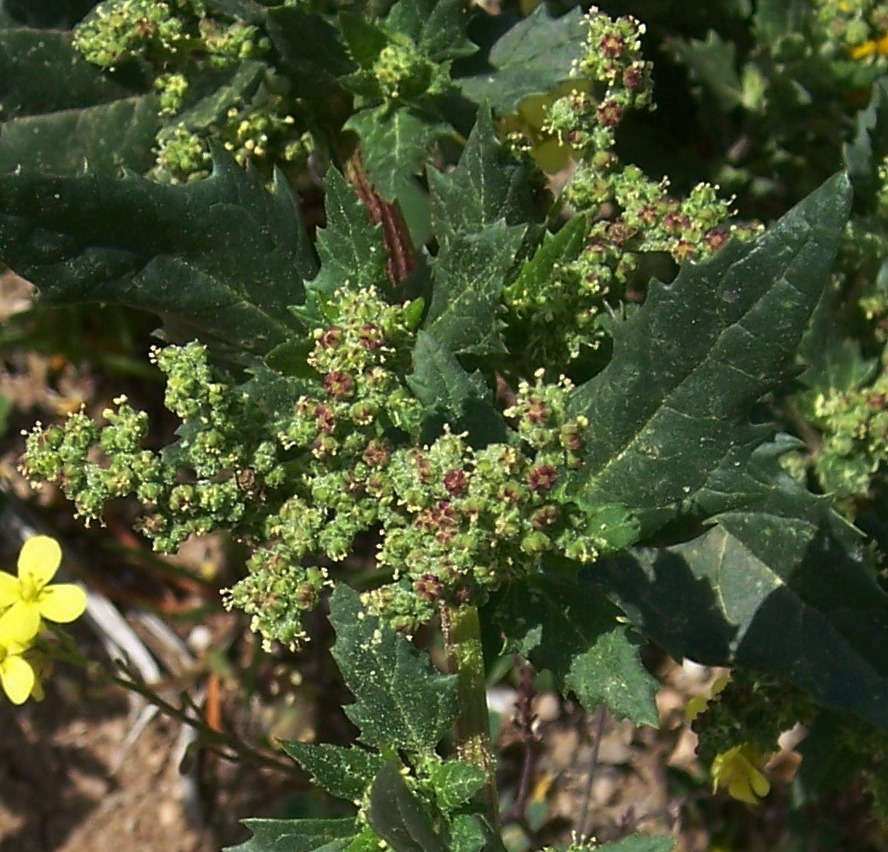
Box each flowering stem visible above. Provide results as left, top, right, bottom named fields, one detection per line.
left=440, top=602, right=499, bottom=828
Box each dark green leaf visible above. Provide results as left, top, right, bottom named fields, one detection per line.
left=493, top=575, right=658, bottom=726
left=0, top=152, right=316, bottom=358
left=0, top=95, right=159, bottom=175
left=844, top=78, right=888, bottom=206
left=407, top=330, right=508, bottom=444
left=312, top=168, right=389, bottom=295
left=329, top=585, right=458, bottom=751
left=596, top=836, right=676, bottom=852
left=266, top=5, right=354, bottom=96
left=345, top=107, right=448, bottom=203
left=226, top=817, right=358, bottom=851
left=340, top=12, right=389, bottom=68
left=598, top=496, right=888, bottom=730
left=385, top=0, right=475, bottom=63
left=667, top=32, right=743, bottom=111
left=172, top=60, right=267, bottom=132
left=455, top=6, right=586, bottom=113
left=281, top=741, right=386, bottom=801
left=753, top=0, right=816, bottom=45
left=0, top=27, right=143, bottom=119
left=368, top=763, right=446, bottom=852
left=566, top=173, right=852, bottom=533
left=428, top=106, right=535, bottom=242
left=425, top=220, right=526, bottom=355
left=0, top=0, right=96, bottom=28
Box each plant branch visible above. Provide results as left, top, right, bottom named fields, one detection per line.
left=440, top=601, right=500, bottom=829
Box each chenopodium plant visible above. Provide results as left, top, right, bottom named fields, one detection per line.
left=2, top=0, right=888, bottom=848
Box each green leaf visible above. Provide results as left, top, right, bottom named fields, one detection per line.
left=406, top=330, right=508, bottom=445
left=367, top=763, right=446, bottom=852
left=455, top=6, right=586, bottom=113
left=328, top=585, right=458, bottom=751
left=753, top=0, right=816, bottom=45
left=0, top=26, right=143, bottom=119
left=345, top=107, right=448, bottom=203
left=227, top=817, right=358, bottom=851
left=0, top=152, right=316, bottom=358
left=596, top=836, right=676, bottom=852
left=339, top=12, right=389, bottom=68
left=492, top=575, right=658, bottom=726
left=844, top=78, right=888, bottom=206
left=448, top=814, right=504, bottom=852
left=427, top=760, right=486, bottom=810
left=667, top=32, right=743, bottom=111
left=566, top=172, right=852, bottom=533
left=0, top=95, right=159, bottom=174
left=266, top=5, right=354, bottom=97
left=598, top=498, right=888, bottom=730
left=281, top=741, right=386, bottom=801
left=504, top=214, right=586, bottom=307
left=428, top=106, right=535, bottom=242
left=171, top=59, right=267, bottom=132
left=385, top=0, right=475, bottom=63
left=425, top=220, right=525, bottom=355
left=311, top=167, right=389, bottom=295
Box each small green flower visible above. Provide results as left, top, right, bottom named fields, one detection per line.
left=0, top=536, right=87, bottom=640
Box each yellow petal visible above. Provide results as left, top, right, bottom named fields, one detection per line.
left=749, top=767, right=770, bottom=798
left=0, top=571, right=21, bottom=607
left=728, top=775, right=759, bottom=805
left=851, top=41, right=877, bottom=60
left=18, top=536, right=62, bottom=587
left=0, top=602, right=41, bottom=645
left=0, top=654, right=35, bottom=704
left=39, top=584, right=88, bottom=623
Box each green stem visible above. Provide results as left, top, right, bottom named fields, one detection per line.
left=440, top=602, right=499, bottom=828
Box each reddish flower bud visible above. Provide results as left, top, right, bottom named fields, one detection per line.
left=443, top=468, right=469, bottom=495
left=528, top=464, right=558, bottom=492
left=318, top=326, right=343, bottom=349
left=597, top=99, right=624, bottom=129
left=358, top=323, right=384, bottom=350
left=362, top=439, right=390, bottom=468
left=415, top=573, right=444, bottom=601
left=324, top=370, right=354, bottom=400
left=600, top=33, right=625, bottom=57
left=526, top=397, right=549, bottom=425
left=705, top=228, right=729, bottom=252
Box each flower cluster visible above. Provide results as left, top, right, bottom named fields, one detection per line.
left=810, top=356, right=888, bottom=499
left=74, top=0, right=269, bottom=70
left=73, top=0, right=188, bottom=69
left=0, top=537, right=87, bottom=705
left=813, top=1, right=888, bottom=59
left=22, top=284, right=638, bottom=649
left=73, top=0, right=302, bottom=183
left=542, top=7, right=652, bottom=154
left=373, top=41, right=435, bottom=102
left=501, top=9, right=760, bottom=366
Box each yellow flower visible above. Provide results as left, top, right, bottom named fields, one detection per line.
left=711, top=744, right=771, bottom=804
left=850, top=34, right=888, bottom=60
left=0, top=536, right=87, bottom=639
left=0, top=609, right=36, bottom=704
